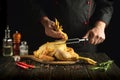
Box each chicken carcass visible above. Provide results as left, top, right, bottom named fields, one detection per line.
left=33, top=19, right=97, bottom=65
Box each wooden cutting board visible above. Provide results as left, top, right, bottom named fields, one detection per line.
left=20, top=55, right=77, bottom=65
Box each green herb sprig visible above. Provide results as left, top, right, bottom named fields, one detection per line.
left=90, top=60, right=113, bottom=72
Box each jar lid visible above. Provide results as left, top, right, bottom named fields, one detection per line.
left=21, top=41, right=27, bottom=45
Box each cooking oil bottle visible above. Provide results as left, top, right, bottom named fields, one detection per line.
left=2, top=25, right=13, bottom=56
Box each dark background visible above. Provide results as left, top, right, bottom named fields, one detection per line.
left=0, top=0, right=120, bottom=66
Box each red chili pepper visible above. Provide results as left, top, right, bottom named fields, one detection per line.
left=16, top=62, right=29, bottom=69
left=16, top=62, right=35, bottom=69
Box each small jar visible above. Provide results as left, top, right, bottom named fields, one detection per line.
left=20, top=41, right=28, bottom=55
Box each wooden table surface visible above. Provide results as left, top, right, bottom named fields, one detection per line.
left=0, top=53, right=120, bottom=80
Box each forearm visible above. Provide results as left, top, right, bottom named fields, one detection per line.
left=94, top=20, right=106, bottom=29
left=93, top=0, right=114, bottom=26
left=40, top=16, right=50, bottom=27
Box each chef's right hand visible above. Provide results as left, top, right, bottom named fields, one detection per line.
left=40, top=16, right=64, bottom=39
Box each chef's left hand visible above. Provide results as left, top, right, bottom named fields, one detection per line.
left=83, top=21, right=106, bottom=45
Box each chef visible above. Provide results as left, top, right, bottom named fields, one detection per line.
left=32, top=0, right=113, bottom=53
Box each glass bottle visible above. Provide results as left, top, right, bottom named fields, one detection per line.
left=20, top=41, right=28, bottom=55
left=13, top=31, right=21, bottom=55
left=2, top=25, right=13, bottom=56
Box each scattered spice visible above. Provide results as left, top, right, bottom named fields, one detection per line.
left=45, top=64, right=50, bottom=68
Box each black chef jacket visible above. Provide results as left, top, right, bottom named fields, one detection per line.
left=32, top=0, right=113, bottom=53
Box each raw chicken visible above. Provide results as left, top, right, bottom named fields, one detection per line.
left=33, top=19, right=97, bottom=65
left=33, top=40, right=96, bottom=65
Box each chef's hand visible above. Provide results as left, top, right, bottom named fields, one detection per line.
left=83, top=21, right=106, bottom=45
left=40, top=16, right=64, bottom=39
